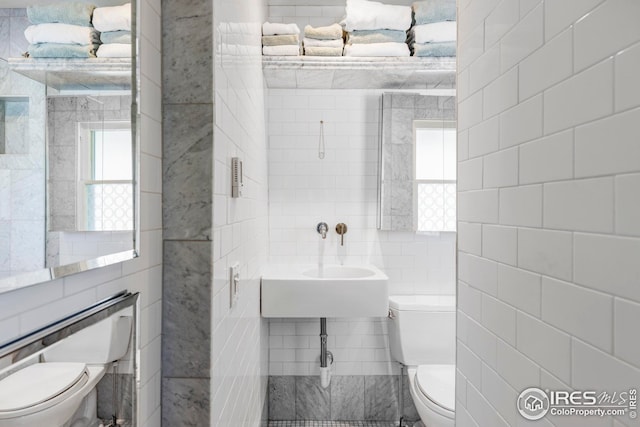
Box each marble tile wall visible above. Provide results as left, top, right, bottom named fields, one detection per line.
left=97, top=373, right=135, bottom=421
left=0, top=99, right=28, bottom=155
left=0, top=1, right=163, bottom=426
left=0, top=21, right=45, bottom=280
left=162, top=0, right=270, bottom=425
left=267, top=88, right=456, bottom=376
left=160, top=0, right=214, bottom=424
left=268, top=423, right=396, bottom=427
left=457, top=1, right=640, bottom=426
left=268, top=375, right=418, bottom=422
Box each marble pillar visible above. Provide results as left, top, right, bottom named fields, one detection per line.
left=161, top=0, right=214, bottom=425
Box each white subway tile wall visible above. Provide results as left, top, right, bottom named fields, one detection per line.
left=211, top=0, right=270, bottom=425
left=0, top=1, right=163, bottom=426
left=457, top=1, right=640, bottom=427
left=267, top=88, right=457, bottom=375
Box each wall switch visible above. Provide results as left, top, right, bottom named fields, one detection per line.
left=231, top=157, right=243, bottom=198
left=230, top=263, right=239, bottom=308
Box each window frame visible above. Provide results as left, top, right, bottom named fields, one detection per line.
left=413, top=119, right=457, bottom=233
left=77, top=121, right=133, bottom=231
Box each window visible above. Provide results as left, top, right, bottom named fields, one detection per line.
left=414, top=120, right=457, bottom=232
left=78, top=122, right=133, bottom=231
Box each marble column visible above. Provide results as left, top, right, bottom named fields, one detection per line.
left=161, top=0, right=214, bottom=425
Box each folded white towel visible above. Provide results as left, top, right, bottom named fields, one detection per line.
left=304, top=23, right=343, bottom=40
left=262, top=34, right=299, bottom=46
left=343, top=42, right=410, bottom=57
left=93, top=3, right=131, bottom=32
left=262, top=22, right=300, bottom=36
left=304, top=46, right=343, bottom=56
left=262, top=45, right=300, bottom=56
left=410, top=22, right=457, bottom=44
left=24, top=23, right=100, bottom=45
left=343, top=0, right=412, bottom=31
left=303, top=37, right=344, bottom=48
left=96, top=43, right=131, bottom=57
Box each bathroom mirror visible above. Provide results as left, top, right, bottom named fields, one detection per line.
left=378, top=92, right=456, bottom=231
left=0, top=0, right=139, bottom=292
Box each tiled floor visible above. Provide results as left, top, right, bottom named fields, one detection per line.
left=268, top=422, right=398, bottom=427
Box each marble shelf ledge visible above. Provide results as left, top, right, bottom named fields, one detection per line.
left=263, top=56, right=456, bottom=89
left=8, top=58, right=132, bottom=91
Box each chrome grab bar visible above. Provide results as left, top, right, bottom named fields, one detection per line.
left=0, top=291, right=138, bottom=364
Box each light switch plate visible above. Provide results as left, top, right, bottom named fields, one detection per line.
left=230, top=263, right=239, bottom=308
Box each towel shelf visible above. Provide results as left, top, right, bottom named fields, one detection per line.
left=8, top=58, right=132, bottom=91
left=262, top=55, right=455, bottom=89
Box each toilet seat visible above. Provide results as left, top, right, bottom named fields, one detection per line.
left=0, top=363, right=89, bottom=419
left=413, top=365, right=455, bottom=418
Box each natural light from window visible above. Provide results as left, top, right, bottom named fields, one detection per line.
left=415, top=121, right=457, bottom=232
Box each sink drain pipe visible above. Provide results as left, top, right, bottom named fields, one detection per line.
left=320, top=317, right=333, bottom=388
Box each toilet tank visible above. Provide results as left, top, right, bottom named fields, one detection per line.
left=388, top=295, right=456, bottom=366
left=45, top=308, right=133, bottom=364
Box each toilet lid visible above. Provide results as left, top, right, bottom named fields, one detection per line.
left=416, top=364, right=456, bottom=412
left=0, top=363, right=87, bottom=412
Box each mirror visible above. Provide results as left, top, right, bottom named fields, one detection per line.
left=378, top=92, right=456, bottom=231
left=0, top=0, right=138, bottom=291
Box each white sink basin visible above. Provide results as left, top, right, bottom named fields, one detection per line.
left=261, top=264, right=389, bottom=318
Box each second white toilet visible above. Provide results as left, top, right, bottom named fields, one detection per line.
left=388, top=295, right=456, bottom=427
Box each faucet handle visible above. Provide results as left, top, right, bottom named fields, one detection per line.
left=316, top=222, right=328, bottom=239
left=335, top=223, right=347, bottom=246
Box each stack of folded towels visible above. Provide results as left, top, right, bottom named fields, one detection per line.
left=409, top=0, right=456, bottom=57
left=94, top=3, right=132, bottom=58
left=303, top=23, right=344, bottom=56
left=24, top=2, right=100, bottom=58
left=262, top=22, right=301, bottom=56
left=342, top=0, right=411, bottom=57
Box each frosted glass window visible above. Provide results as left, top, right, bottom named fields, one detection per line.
left=78, top=122, right=133, bottom=231
left=92, top=130, right=132, bottom=180
left=415, top=121, right=456, bottom=232
left=415, top=127, right=456, bottom=180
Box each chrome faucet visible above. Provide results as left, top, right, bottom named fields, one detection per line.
left=316, top=222, right=328, bottom=239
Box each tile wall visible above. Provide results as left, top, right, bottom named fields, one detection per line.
left=457, top=0, right=640, bottom=426
left=267, top=88, right=456, bottom=378
left=268, top=375, right=418, bottom=422
left=211, top=0, right=270, bottom=425
left=161, top=0, right=215, bottom=424
left=162, top=0, right=270, bottom=425
left=0, top=0, right=163, bottom=426
left=0, top=11, right=44, bottom=279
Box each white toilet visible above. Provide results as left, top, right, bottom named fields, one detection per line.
left=0, top=312, right=132, bottom=427
left=388, top=295, right=456, bottom=427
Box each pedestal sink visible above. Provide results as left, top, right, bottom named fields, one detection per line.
left=261, top=264, right=389, bottom=318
